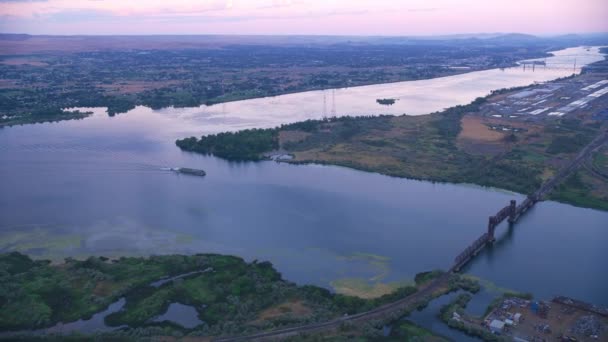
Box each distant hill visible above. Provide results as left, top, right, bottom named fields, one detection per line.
left=0, top=32, right=605, bottom=54
left=485, top=33, right=539, bottom=42
left=0, top=33, right=32, bottom=41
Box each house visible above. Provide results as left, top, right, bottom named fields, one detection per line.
left=489, top=319, right=505, bottom=334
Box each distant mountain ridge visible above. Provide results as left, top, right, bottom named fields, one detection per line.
left=0, top=32, right=606, bottom=53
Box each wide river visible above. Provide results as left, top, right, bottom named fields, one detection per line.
left=1, top=46, right=607, bottom=307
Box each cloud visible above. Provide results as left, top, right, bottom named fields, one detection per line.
left=46, top=8, right=115, bottom=22
left=1, top=0, right=606, bottom=35
left=408, top=8, right=438, bottom=13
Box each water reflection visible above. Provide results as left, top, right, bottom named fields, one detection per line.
left=45, top=298, right=127, bottom=334
left=0, top=298, right=128, bottom=338
left=153, top=303, right=203, bottom=329
left=406, top=291, right=480, bottom=341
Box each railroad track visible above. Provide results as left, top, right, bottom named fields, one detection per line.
left=214, top=274, right=451, bottom=341
left=534, top=129, right=608, bottom=199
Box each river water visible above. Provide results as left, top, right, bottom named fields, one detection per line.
left=0, top=46, right=607, bottom=310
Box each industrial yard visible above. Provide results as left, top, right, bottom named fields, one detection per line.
left=479, top=73, right=608, bottom=124
left=483, top=296, right=608, bottom=341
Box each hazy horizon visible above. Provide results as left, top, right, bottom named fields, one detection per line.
left=1, top=0, right=607, bottom=36
left=2, top=31, right=608, bottom=38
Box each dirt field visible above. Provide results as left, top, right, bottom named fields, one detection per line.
left=458, top=116, right=506, bottom=142
left=251, top=299, right=313, bottom=325
left=457, top=115, right=508, bottom=155
left=96, top=80, right=182, bottom=95
left=279, top=130, right=312, bottom=146
left=330, top=278, right=402, bottom=299
left=457, top=115, right=545, bottom=156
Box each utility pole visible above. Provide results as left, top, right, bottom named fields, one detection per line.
left=323, top=90, right=327, bottom=119
left=331, top=89, right=336, bottom=116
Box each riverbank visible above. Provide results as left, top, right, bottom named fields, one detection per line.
left=0, top=252, right=479, bottom=340
left=177, top=69, right=608, bottom=211
left=0, top=110, right=92, bottom=128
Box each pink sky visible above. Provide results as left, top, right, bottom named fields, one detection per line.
left=1, top=0, right=606, bottom=35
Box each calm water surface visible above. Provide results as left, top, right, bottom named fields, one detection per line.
left=153, top=303, right=203, bottom=329
left=1, top=47, right=607, bottom=309
left=406, top=291, right=480, bottom=341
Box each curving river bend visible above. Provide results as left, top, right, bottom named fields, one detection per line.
left=0, top=46, right=607, bottom=308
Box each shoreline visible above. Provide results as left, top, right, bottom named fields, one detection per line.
left=178, top=77, right=608, bottom=212
left=1, top=47, right=562, bottom=128
left=0, top=66, right=493, bottom=128
left=0, top=252, right=456, bottom=338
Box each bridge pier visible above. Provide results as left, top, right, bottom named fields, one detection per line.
left=508, top=200, right=517, bottom=223
left=487, top=216, right=496, bottom=242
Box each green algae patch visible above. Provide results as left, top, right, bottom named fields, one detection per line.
left=337, top=251, right=392, bottom=282
left=463, top=274, right=521, bottom=294
left=0, top=224, right=200, bottom=261
left=0, top=227, right=82, bottom=259
left=330, top=278, right=410, bottom=299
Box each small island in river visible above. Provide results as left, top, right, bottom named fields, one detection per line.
left=376, top=98, right=397, bottom=105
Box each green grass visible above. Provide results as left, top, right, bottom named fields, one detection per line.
left=0, top=252, right=431, bottom=336
left=546, top=133, right=592, bottom=155
left=387, top=320, right=447, bottom=341
left=550, top=172, right=608, bottom=211
left=414, top=270, right=445, bottom=286
left=550, top=189, right=608, bottom=211
left=0, top=253, right=231, bottom=330
left=593, top=148, right=608, bottom=170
